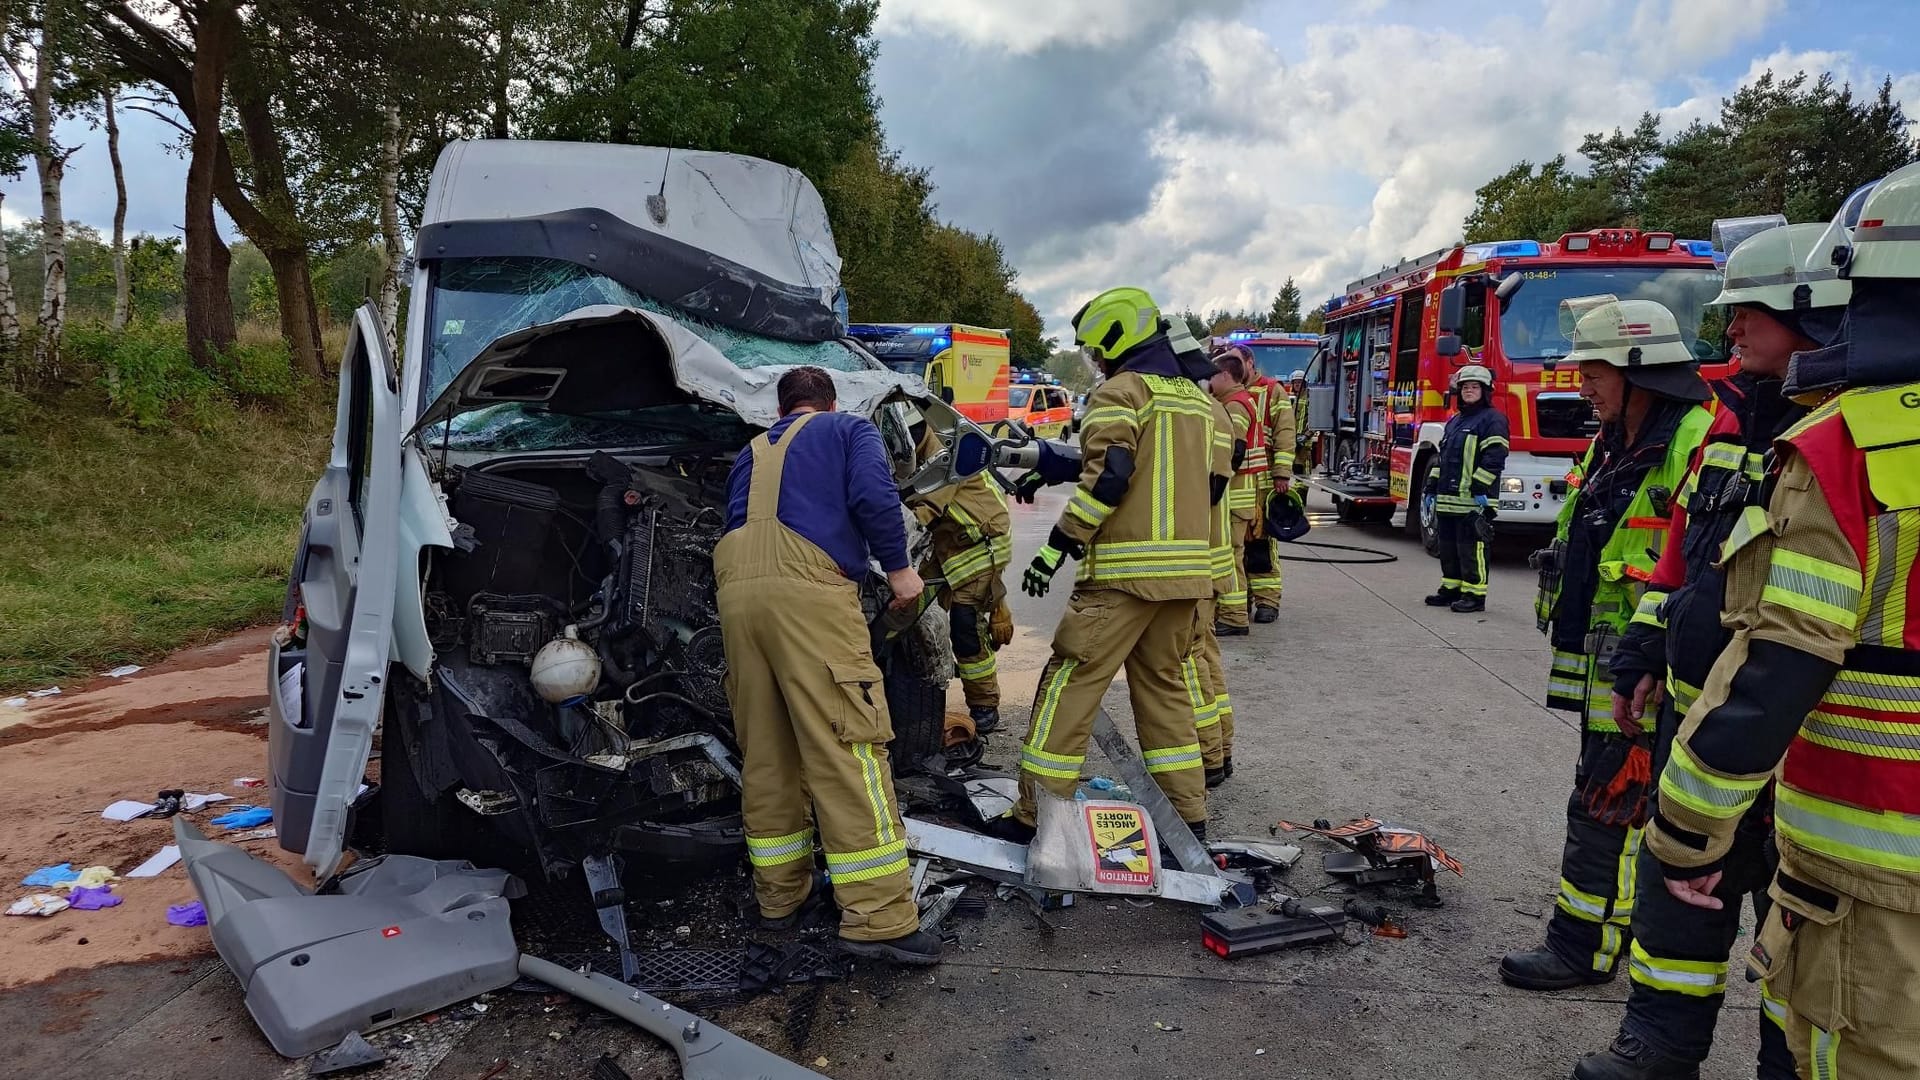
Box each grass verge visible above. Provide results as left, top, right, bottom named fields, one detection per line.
left=0, top=386, right=332, bottom=692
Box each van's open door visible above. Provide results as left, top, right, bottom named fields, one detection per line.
left=268, top=305, right=403, bottom=879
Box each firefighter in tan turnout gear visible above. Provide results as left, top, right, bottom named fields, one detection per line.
left=909, top=430, right=1013, bottom=736
left=1647, top=163, right=1920, bottom=1080
left=999, top=287, right=1232, bottom=841
left=715, top=366, right=941, bottom=966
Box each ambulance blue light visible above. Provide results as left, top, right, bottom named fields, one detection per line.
left=932, top=337, right=950, bottom=350
left=908, top=326, right=939, bottom=335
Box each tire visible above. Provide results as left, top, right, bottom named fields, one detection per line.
left=884, top=604, right=953, bottom=774
left=1409, top=453, right=1441, bottom=556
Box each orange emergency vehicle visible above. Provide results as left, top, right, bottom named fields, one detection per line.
left=1006, top=371, right=1074, bottom=439
left=848, top=323, right=1011, bottom=425
left=1299, top=229, right=1728, bottom=546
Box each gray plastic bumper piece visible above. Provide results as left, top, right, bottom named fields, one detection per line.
left=173, top=817, right=523, bottom=1058
left=518, top=955, right=829, bottom=1080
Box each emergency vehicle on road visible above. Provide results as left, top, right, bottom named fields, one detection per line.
left=849, top=322, right=1011, bottom=425
left=1212, top=328, right=1321, bottom=382
left=1006, top=370, right=1075, bottom=439
left=1298, top=229, right=1727, bottom=549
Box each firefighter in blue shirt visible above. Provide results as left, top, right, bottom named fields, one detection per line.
left=715, top=366, right=940, bottom=966
left=1423, top=364, right=1509, bottom=613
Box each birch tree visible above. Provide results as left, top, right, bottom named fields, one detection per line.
left=11, top=0, right=72, bottom=376
left=103, top=87, right=126, bottom=327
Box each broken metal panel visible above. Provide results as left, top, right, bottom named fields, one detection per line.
left=517, top=954, right=830, bottom=1080
left=1089, top=710, right=1219, bottom=876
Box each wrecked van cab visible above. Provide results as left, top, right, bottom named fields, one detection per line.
left=268, top=141, right=992, bottom=888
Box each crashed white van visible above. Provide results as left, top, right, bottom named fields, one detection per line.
left=268, top=142, right=989, bottom=893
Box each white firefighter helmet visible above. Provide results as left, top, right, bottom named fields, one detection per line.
left=1451, top=364, right=1494, bottom=390
left=1289, top=368, right=1307, bottom=381
left=1712, top=222, right=1850, bottom=311
left=1825, top=161, right=1920, bottom=280
left=1563, top=296, right=1707, bottom=402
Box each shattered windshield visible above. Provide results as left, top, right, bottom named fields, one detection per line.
left=429, top=401, right=755, bottom=452
left=423, top=256, right=867, bottom=402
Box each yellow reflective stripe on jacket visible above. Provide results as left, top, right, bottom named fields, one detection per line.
left=1719, top=505, right=1770, bottom=565
left=1776, top=782, right=1920, bottom=873
left=1660, top=742, right=1770, bottom=820
left=947, top=501, right=984, bottom=544
left=824, top=837, right=909, bottom=883
left=746, top=828, right=815, bottom=867
left=1762, top=549, right=1863, bottom=632
left=1760, top=983, right=1788, bottom=1031
left=1067, top=488, right=1117, bottom=528
left=1631, top=589, right=1668, bottom=630
left=1081, top=405, right=1140, bottom=433
left=1668, top=675, right=1703, bottom=715
left=1861, top=509, right=1920, bottom=648
left=1628, top=940, right=1728, bottom=997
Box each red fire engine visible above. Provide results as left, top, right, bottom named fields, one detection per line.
left=1298, top=229, right=1728, bottom=546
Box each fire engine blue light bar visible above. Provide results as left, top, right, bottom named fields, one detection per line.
left=1463, top=240, right=1542, bottom=261
left=1678, top=240, right=1715, bottom=257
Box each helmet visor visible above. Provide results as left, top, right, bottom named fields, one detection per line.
left=1804, top=180, right=1879, bottom=278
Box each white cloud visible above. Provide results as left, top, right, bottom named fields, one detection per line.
left=875, top=0, right=1242, bottom=55
left=881, top=0, right=1920, bottom=337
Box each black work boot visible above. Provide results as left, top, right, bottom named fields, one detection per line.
left=985, top=816, right=1036, bottom=844
left=1205, top=765, right=1228, bottom=789
left=1450, top=595, right=1486, bottom=613
left=759, top=873, right=832, bottom=931
left=1499, top=945, right=1613, bottom=991
left=1571, top=1032, right=1701, bottom=1080
left=840, top=929, right=943, bottom=966
left=1222, top=754, right=1234, bottom=779
left=1213, top=621, right=1250, bottom=637
left=1424, top=587, right=1461, bottom=607
left=1253, top=604, right=1279, bottom=624
left=968, top=705, right=1001, bottom=736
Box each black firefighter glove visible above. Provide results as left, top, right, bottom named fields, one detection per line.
left=1608, top=621, right=1666, bottom=699
left=1023, top=528, right=1084, bottom=597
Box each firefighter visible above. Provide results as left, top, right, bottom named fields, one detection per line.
left=1244, top=365, right=1296, bottom=621
left=1500, top=299, right=1713, bottom=992
left=908, top=429, right=1013, bottom=737
left=1572, top=223, right=1847, bottom=1080
left=1213, top=346, right=1262, bottom=636
left=1002, top=287, right=1231, bottom=840
left=714, top=366, right=939, bottom=965
left=1192, top=351, right=1245, bottom=786
left=1646, top=165, right=1920, bottom=1080
left=1289, top=368, right=1310, bottom=476
left=1422, top=364, right=1509, bottom=613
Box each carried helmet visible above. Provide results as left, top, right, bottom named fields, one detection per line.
left=1071, top=287, right=1161, bottom=362
left=1826, top=161, right=1920, bottom=280
left=1563, top=296, right=1708, bottom=402
left=1712, top=222, right=1851, bottom=312
left=1265, top=485, right=1311, bottom=542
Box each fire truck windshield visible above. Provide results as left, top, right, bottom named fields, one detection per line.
left=1497, top=266, right=1727, bottom=365
left=1245, top=343, right=1318, bottom=380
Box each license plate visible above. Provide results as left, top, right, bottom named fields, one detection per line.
left=1500, top=499, right=1527, bottom=511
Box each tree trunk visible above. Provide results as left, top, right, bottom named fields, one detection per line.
left=30, top=0, right=66, bottom=379
left=377, top=103, right=405, bottom=356
left=264, top=245, right=325, bottom=379
left=0, top=191, right=19, bottom=355
left=106, top=91, right=130, bottom=330
left=489, top=3, right=514, bottom=138
left=184, top=0, right=238, bottom=366
left=226, top=41, right=324, bottom=378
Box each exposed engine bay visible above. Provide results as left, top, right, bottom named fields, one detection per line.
left=396, top=434, right=949, bottom=878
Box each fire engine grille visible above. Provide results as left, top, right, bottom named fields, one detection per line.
left=1536, top=395, right=1599, bottom=441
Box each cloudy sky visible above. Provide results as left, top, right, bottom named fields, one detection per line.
left=9, top=0, right=1920, bottom=338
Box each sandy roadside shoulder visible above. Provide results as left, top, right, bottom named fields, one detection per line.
left=0, top=628, right=313, bottom=989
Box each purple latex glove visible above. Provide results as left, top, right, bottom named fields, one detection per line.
left=166, top=901, right=208, bottom=927
left=68, top=885, right=122, bottom=910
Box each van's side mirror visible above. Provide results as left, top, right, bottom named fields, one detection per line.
left=1436, top=334, right=1462, bottom=358
left=1437, top=283, right=1466, bottom=334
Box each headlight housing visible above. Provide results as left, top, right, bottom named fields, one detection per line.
left=1501, top=477, right=1525, bottom=493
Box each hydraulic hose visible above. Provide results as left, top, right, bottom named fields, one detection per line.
left=1274, top=540, right=1400, bottom=564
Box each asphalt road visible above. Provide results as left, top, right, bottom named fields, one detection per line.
left=0, top=486, right=1767, bottom=1080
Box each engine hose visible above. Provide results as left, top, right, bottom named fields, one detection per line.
left=1274, top=540, right=1400, bottom=564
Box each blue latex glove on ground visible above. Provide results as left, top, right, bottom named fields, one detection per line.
left=211, top=806, right=273, bottom=829
left=1474, top=494, right=1490, bottom=510
left=21, top=862, right=80, bottom=888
